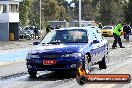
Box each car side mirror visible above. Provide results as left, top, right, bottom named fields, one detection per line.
left=93, top=40, right=100, bottom=43
left=33, top=42, right=39, bottom=45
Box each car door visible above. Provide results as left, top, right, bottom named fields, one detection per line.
left=88, top=29, right=100, bottom=64
left=92, top=29, right=105, bottom=61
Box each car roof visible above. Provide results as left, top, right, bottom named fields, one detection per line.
left=54, top=27, right=96, bottom=31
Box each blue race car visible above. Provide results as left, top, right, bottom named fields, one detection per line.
left=26, top=27, right=108, bottom=77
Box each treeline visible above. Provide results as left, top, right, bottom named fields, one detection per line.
left=19, top=0, right=132, bottom=28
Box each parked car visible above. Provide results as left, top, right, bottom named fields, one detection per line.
left=19, top=26, right=26, bottom=39
left=19, top=26, right=33, bottom=40
left=101, top=26, right=114, bottom=37
left=23, top=26, right=35, bottom=35
left=26, top=27, right=108, bottom=77
left=130, top=27, right=132, bottom=35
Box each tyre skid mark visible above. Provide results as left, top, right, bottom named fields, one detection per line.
left=0, top=72, right=28, bottom=80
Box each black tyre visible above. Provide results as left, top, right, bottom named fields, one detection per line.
left=99, top=56, right=107, bottom=69
left=19, top=36, right=23, bottom=39
left=76, top=76, right=86, bottom=85
left=84, top=54, right=92, bottom=74
left=28, top=70, right=37, bottom=77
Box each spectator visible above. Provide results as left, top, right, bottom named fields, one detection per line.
left=98, top=23, right=103, bottom=29
left=123, top=24, right=131, bottom=42
left=55, top=25, right=60, bottom=29
left=33, top=26, right=39, bottom=39
left=46, top=25, right=54, bottom=34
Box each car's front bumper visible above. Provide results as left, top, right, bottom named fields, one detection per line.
left=27, top=64, right=77, bottom=71
left=26, top=58, right=83, bottom=71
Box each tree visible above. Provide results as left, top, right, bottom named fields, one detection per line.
left=99, top=0, right=127, bottom=25
left=19, top=0, right=129, bottom=27
left=19, top=0, right=31, bottom=26
left=99, top=0, right=112, bottom=25
left=28, top=0, right=41, bottom=28
left=56, top=5, right=66, bottom=20
left=121, top=0, right=129, bottom=24
left=128, top=0, right=132, bottom=26
left=71, top=0, right=100, bottom=21
left=56, top=0, right=71, bottom=21
left=27, top=0, right=67, bottom=29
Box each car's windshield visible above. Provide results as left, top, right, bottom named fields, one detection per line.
left=41, top=29, right=88, bottom=44
left=103, top=26, right=113, bottom=30
left=24, top=27, right=30, bottom=31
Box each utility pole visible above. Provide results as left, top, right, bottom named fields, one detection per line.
left=79, top=0, right=81, bottom=27
left=40, top=0, right=42, bottom=30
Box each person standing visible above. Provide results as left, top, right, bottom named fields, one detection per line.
left=112, top=22, right=125, bottom=49
left=98, top=23, right=103, bottom=29
left=123, top=24, right=131, bottom=42
left=46, top=25, right=54, bottom=34
left=55, top=25, right=60, bottom=29
left=33, top=26, right=39, bottom=39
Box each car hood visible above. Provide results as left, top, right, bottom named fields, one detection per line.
left=29, top=43, right=86, bottom=54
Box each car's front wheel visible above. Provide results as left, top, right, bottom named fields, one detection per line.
left=84, top=54, right=92, bottom=74
left=28, top=70, right=37, bottom=77
left=99, top=55, right=107, bottom=69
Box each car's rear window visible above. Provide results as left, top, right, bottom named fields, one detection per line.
left=103, top=27, right=113, bottom=29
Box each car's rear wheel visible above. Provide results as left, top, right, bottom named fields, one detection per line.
left=28, top=70, right=37, bottom=77
left=84, top=54, right=92, bottom=74
left=99, top=55, right=107, bottom=69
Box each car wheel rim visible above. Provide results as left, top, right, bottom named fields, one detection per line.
left=85, top=55, right=91, bottom=74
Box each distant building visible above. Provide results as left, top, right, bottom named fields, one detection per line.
left=48, top=21, right=67, bottom=28
left=0, top=0, right=22, bottom=41
left=69, top=20, right=97, bottom=27
left=48, top=20, right=97, bottom=29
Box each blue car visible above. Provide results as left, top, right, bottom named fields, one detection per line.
left=26, top=27, right=108, bottom=77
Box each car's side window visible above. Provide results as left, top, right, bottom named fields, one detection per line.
left=92, top=29, right=102, bottom=42
left=88, top=30, right=97, bottom=43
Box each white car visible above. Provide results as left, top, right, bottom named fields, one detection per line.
left=130, top=27, right=132, bottom=35
left=23, top=26, right=35, bottom=35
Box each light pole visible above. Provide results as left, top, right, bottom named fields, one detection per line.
left=79, top=0, right=81, bottom=27
left=40, top=0, right=42, bottom=31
